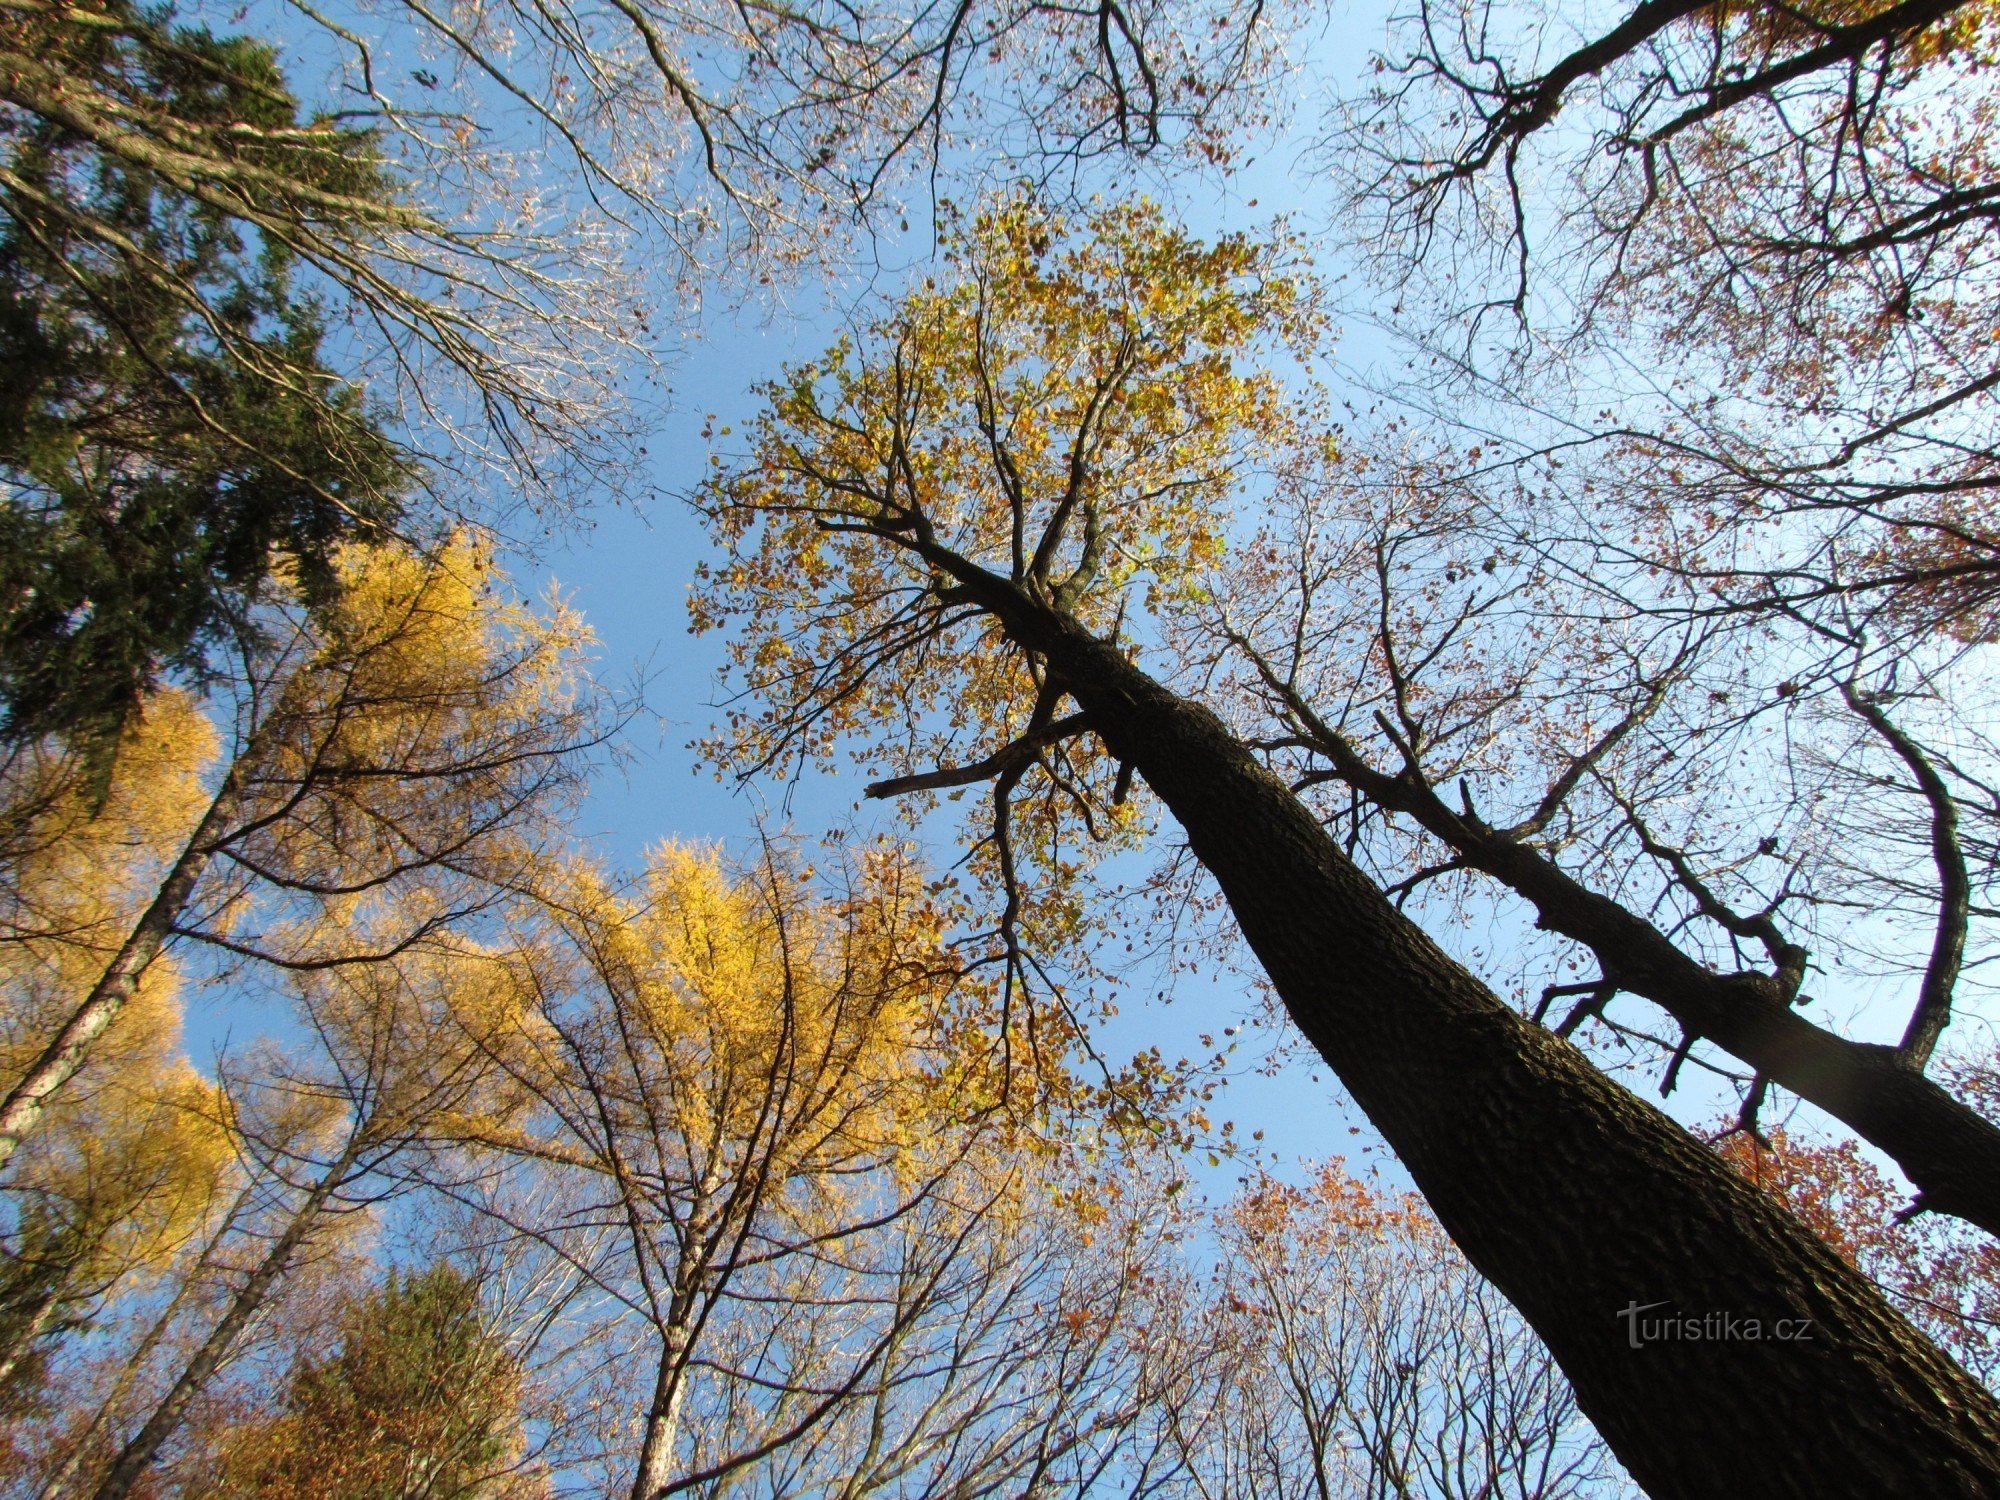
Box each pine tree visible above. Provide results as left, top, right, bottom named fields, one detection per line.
left=0, top=1, right=409, bottom=755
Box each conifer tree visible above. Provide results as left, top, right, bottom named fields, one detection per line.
left=0, top=1, right=408, bottom=753
left=217, top=1263, right=537, bottom=1500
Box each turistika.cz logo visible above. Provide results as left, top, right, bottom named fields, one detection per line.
left=1616, top=1301, right=1815, bottom=1349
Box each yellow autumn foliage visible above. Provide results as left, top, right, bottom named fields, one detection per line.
left=695, top=196, right=1320, bottom=788
left=513, top=835, right=1183, bottom=1266
left=244, top=533, right=596, bottom=905
left=0, top=691, right=217, bottom=1059
left=1707, top=0, right=2000, bottom=69
left=0, top=533, right=602, bottom=1290
left=5, top=961, right=234, bottom=1287
left=278, top=929, right=544, bottom=1150
left=686, top=201, right=1303, bottom=1154
left=532, top=841, right=961, bottom=1198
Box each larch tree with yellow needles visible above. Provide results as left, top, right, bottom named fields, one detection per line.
left=478, top=838, right=1200, bottom=1500
left=0, top=542, right=604, bottom=1498
left=0, top=963, right=232, bottom=1418
left=0, top=536, right=604, bottom=1174
left=70, top=934, right=548, bottom=1500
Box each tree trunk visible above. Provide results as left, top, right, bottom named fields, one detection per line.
left=0, top=742, right=261, bottom=1173
left=990, top=594, right=2000, bottom=1498
left=89, top=1147, right=354, bottom=1500
left=0, top=1283, right=64, bottom=1393
left=630, top=1320, right=692, bottom=1500
left=36, top=1185, right=258, bottom=1500
left=0, top=831, right=218, bottom=1174
left=1323, top=737, right=2000, bottom=1238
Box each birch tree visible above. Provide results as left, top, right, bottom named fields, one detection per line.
left=0, top=966, right=232, bottom=1420
left=46, top=930, right=543, bottom=1500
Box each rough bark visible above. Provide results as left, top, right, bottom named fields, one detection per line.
left=631, top=1319, right=692, bottom=1500
left=949, top=570, right=2000, bottom=1498
left=1319, top=737, right=2000, bottom=1239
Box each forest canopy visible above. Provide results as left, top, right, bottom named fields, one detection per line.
left=5, top=0, right=2000, bottom=1495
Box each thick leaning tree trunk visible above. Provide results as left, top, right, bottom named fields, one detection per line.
left=980, top=583, right=2000, bottom=1497
left=1322, top=729, right=2000, bottom=1239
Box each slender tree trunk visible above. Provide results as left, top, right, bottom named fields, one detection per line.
left=630, top=1317, right=693, bottom=1500
left=89, top=1148, right=355, bottom=1500
left=630, top=1202, right=717, bottom=1500
left=0, top=773, right=243, bottom=1172
left=980, top=589, right=2000, bottom=1498
left=0, top=1283, right=64, bottom=1392
left=37, top=1185, right=258, bottom=1500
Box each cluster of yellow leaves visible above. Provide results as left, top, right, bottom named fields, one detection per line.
left=504, top=834, right=1201, bottom=1254
left=0, top=694, right=215, bottom=1042
left=695, top=194, right=1321, bottom=784
left=245, top=533, right=597, bottom=913
left=0, top=699, right=236, bottom=1278
left=0, top=533, right=601, bottom=1335
left=529, top=841, right=1001, bottom=1196
left=317, top=537, right=588, bottom=728
left=272, top=938, right=543, bottom=1157
left=691, top=201, right=1323, bottom=1123
left=189, top=537, right=604, bottom=1166
left=4, top=967, right=234, bottom=1292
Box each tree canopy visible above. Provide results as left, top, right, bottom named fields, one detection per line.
left=0, top=3, right=410, bottom=751
left=216, top=1262, right=537, bottom=1500
left=692, top=192, right=2000, bottom=1495
left=10, top=0, right=2000, bottom=1494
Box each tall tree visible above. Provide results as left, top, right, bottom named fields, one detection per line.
left=213, top=1262, right=541, bottom=1500
left=1239, top=0, right=2000, bottom=1239
left=0, top=964, right=231, bottom=1418
left=692, top=196, right=2000, bottom=1496
left=69, top=923, right=546, bottom=1500
left=474, top=837, right=1198, bottom=1500
left=0, top=534, right=602, bottom=1172
left=1167, top=440, right=2000, bottom=1239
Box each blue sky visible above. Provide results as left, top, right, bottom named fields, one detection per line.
left=492, top=59, right=1401, bottom=1191
left=203, top=0, right=1768, bottom=1195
